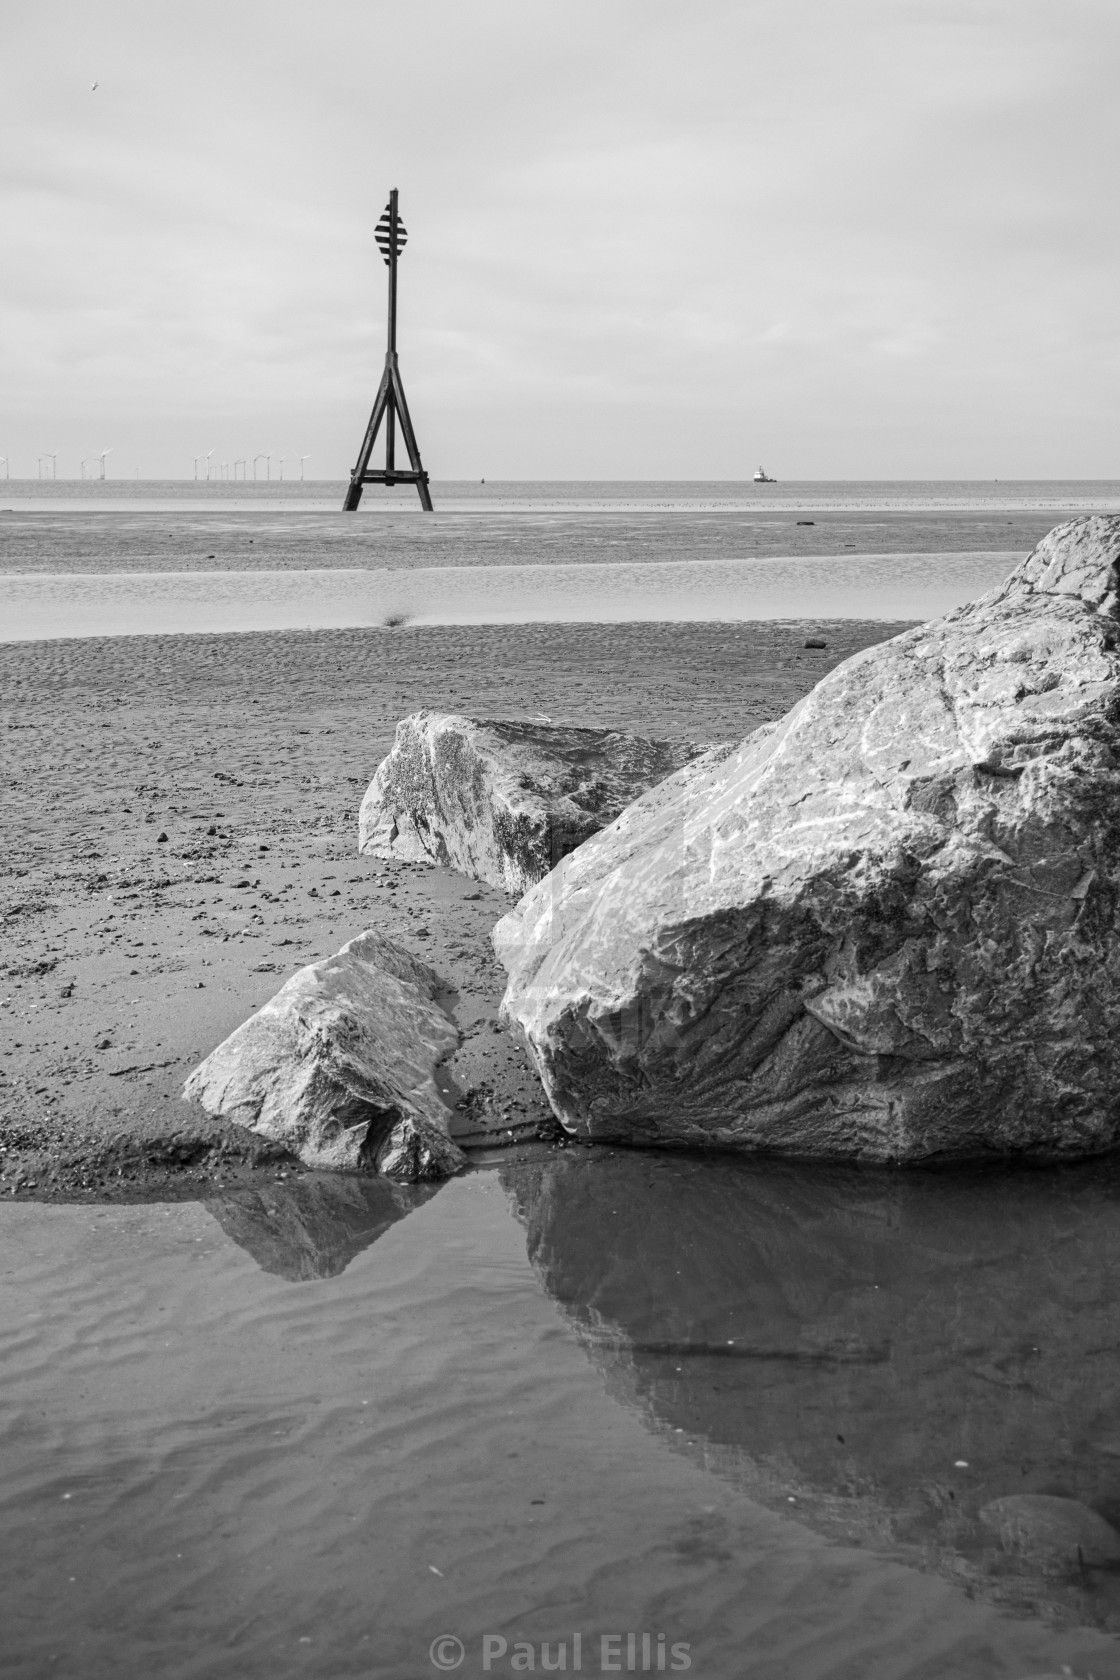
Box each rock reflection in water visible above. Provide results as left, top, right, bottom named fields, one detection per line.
left=206, top=1174, right=443, bottom=1280
left=502, top=1147, right=1120, bottom=1626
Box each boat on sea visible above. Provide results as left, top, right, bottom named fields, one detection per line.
left=753, top=465, right=777, bottom=483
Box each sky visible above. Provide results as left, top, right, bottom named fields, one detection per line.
left=1, top=0, right=1117, bottom=480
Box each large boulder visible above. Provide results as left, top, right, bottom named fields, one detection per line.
left=496, top=516, right=1120, bottom=1162
left=183, top=932, right=465, bottom=1179
left=359, top=711, right=715, bottom=895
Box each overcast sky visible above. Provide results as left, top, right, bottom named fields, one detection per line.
left=2, top=0, right=1117, bottom=480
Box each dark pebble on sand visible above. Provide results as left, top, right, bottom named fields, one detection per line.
left=157, top=831, right=169, bottom=842
left=804, top=638, right=827, bottom=649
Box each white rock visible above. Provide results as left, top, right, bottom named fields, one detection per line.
left=496, top=516, right=1120, bottom=1162
left=359, top=711, right=717, bottom=895
left=183, top=932, right=465, bottom=1179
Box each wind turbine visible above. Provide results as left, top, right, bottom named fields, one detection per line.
left=276, top=456, right=286, bottom=481
left=234, top=459, right=247, bottom=479
left=299, top=454, right=310, bottom=481
left=38, top=454, right=57, bottom=479
left=205, top=449, right=215, bottom=481
left=98, top=447, right=112, bottom=480
left=0, top=456, right=7, bottom=479
left=253, top=454, right=270, bottom=480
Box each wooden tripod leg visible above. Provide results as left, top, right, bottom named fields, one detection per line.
left=389, top=364, right=434, bottom=512
left=342, top=364, right=391, bottom=510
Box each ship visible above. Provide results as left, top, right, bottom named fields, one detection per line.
left=753, top=465, right=777, bottom=483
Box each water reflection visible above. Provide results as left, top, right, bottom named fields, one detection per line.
left=205, top=1174, right=442, bottom=1280
left=500, top=1147, right=1120, bottom=1627
left=205, top=1147, right=1120, bottom=1625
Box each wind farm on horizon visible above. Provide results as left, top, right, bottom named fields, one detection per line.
left=0, top=450, right=315, bottom=481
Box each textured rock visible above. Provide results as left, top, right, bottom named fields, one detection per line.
left=183, top=932, right=465, bottom=1179
left=496, top=516, right=1120, bottom=1162
left=359, top=711, right=715, bottom=895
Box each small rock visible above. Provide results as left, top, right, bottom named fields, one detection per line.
left=308, top=887, right=319, bottom=898
left=207, top=825, right=217, bottom=836
left=156, top=831, right=169, bottom=843
left=360, top=712, right=723, bottom=894
left=979, top=1494, right=1120, bottom=1575
left=803, top=637, right=827, bottom=649
left=94, top=1038, right=111, bottom=1050
left=183, top=931, right=465, bottom=1179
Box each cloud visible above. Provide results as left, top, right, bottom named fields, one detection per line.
left=1, top=0, right=1118, bottom=476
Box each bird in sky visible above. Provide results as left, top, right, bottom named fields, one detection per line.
left=91, top=81, right=99, bottom=91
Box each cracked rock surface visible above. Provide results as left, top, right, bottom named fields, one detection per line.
left=497, top=516, right=1120, bottom=1163
left=359, top=712, right=715, bottom=895
left=184, top=932, right=466, bottom=1178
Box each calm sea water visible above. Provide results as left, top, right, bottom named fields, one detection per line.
left=6, top=1155, right=1120, bottom=1679
left=5, top=477, right=1120, bottom=512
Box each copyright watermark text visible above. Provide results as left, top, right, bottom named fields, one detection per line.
left=429, top=1631, right=692, bottom=1671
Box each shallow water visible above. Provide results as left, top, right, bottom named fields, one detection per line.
left=5, top=1157, right=1120, bottom=1679
left=0, top=552, right=1022, bottom=639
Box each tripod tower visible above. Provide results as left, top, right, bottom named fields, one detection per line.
left=343, top=189, right=433, bottom=512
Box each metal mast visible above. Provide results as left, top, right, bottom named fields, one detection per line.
left=343, top=188, right=433, bottom=512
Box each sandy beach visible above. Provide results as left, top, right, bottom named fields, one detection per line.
left=0, top=618, right=906, bottom=1198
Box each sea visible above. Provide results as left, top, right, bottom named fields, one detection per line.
left=1, top=476, right=1118, bottom=640
left=5, top=481, right=1120, bottom=1677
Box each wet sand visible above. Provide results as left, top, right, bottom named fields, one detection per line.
left=0, top=504, right=1070, bottom=572
left=0, top=619, right=907, bottom=1198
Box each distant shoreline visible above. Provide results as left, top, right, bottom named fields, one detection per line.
left=3, top=477, right=1119, bottom=516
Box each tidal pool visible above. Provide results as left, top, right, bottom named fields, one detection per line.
left=0, top=552, right=1022, bottom=641
left=4, top=1153, right=1120, bottom=1679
